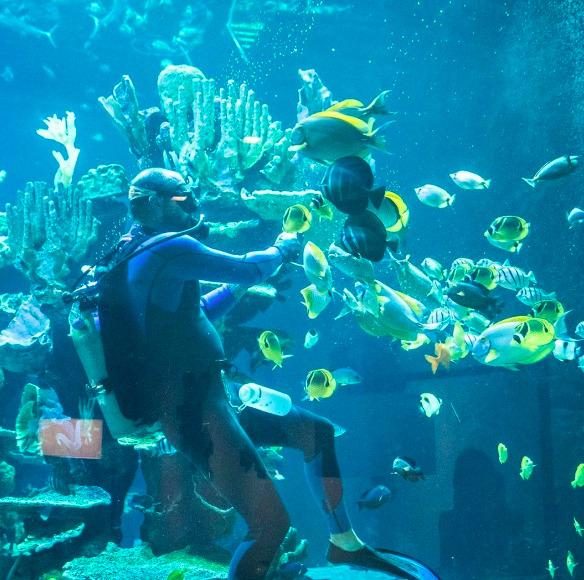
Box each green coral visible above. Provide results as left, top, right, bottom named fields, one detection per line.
left=5, top=181, right=99, bottom=304
left=75, top=164, right=129, bottom=200
left=0, top=461, right=15, bottom=497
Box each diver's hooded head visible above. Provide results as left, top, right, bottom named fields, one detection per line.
left=129, top=168, right=200, bottom=232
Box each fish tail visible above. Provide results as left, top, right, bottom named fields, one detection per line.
left=424, top=354, right=439, bottom=374
left=572, top=480, right=577, bottom=488
left=47, top=23, right=59, bottom=49
left=357, top=501, right=363, bottom=510
left=522, top=177, right=536, bottom=187
left=362, top=90, right=396, bottom=117
left=369, top=121, right=395, bottom=154
left=483, top=179, right=492, bottom=189
left=369, top=185, right=386, bottom=210
left=448, top=194, right=455, bottom=206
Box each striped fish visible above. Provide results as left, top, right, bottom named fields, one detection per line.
left=496, top=266, right=536, bottom=290
left=516, top=287, right=556, bottom=306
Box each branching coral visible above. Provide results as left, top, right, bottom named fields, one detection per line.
left=36, top=112, right=80, bottom=189
left=98, top=75, right=149, bottom=166
left=100, top=67, right=297, bottom=192
left=5, top=182, right=99, bottom=304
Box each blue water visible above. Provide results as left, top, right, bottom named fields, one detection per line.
left=1, top=1, right=584, bottom=578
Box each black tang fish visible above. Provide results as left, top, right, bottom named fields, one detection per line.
left=320, top=156, right=385, bottom=215
left=339, top=210, right=388, bottom=262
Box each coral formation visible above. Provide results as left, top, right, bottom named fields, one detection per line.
left=13, top=522, right=85, bottom=555
left=100, top=68, right=297, bottom=192
left=62, top=542, right=228, bottom=580
left=75, top=164, right=129, bottom=200
left=0, top=461, right=15, bottom=497
left=297, top=69, right=334, bottom=121
left=0, top=486, right=111, bottom=511
left=0, top=298, right=52, bottom=373
left=98, top=75, right=150, bottom=168
left=36, top=112, right=80, bottom=189
left=5, top=181, right=99, bottom=304
left=239, top=188, right=320, bottom=221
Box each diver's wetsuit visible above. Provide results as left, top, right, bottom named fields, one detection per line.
left=98, top=226, right=351, bottom=580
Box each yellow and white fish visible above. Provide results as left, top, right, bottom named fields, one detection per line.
left=520, top=456, right=536, bottom=480
left=546, top=560, right=558, bottom=579
left=304, top=369, right=337, bottom=401
left=497, top=443, right=508, bottom=464
left=572, top=463, right=584, bottom=488
left=301, top=241, right=333, bottom=294
left=567, top=551, right=578, bottom=577
left=304, top=329, right=319, bottom=349
left=420, top=393, right=442, bottom=417
left=301, top=285, right=332, bottom=319
left=258, top=330, right=291, bottom=368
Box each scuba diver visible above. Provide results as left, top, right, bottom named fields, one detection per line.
left=86, top=168, right=440, bottom=580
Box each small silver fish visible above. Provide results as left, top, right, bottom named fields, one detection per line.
left=516, top=287, right=556, bottom=306
left=304, top=329, right=319, bottom=349
left=332, top=367, right=363, bottom=385
left=567, top=207, right=584, bottom=229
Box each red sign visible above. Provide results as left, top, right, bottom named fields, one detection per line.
left=39, top=419, right=103, bottom=459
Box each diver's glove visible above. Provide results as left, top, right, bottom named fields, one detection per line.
left=273, top=232, right=301, bottom=263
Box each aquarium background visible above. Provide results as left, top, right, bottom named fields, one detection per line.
left=1, top=0, right=584, bottom=578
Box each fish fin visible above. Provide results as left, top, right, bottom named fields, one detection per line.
left=448, top=194, right=456, bottom=206
left=425, top=354, right=439, bottom=374
left=369, top=185, right=386, bottom=210
left=335, top=306, right=351, bottom=320
left=369, top=120, right=396, bottom=154
left=554, top=311, right=572, bottom=341
left=483, top=179, right=492, bottom=188
left=522, top=177, right=537, bottom=187
left=312, top=110, right=370, bottom=132
left=484, top=349, right=499, bottom=363
left=288, top=143, right=307, bottom=152
left=282, top=354, right=293, bottom=359
left=362, top=90, right=395, bottom=116
left=326, top=98, right=364, bottom=112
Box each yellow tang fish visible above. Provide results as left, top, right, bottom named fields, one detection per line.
left=520, top=456, right=536, bottom=480
left=546, top=560, right=558, bottom=579
left=258, top=331, right=290, bottom=368
left=283, top=204, right=312, bottom=233
left=304, top=369, right=336, bottom=401
left=572, top=463, right=584, bottom=488
left=574, top=517, right=583, bottom=537
left=497, top=443, right=508, bottom=464
left=567, top=551, right=578, bottom=577
left=167, top=570, right=187, bottom=580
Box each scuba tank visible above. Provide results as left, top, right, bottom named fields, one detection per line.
left=66, top=217, right=207, bottom=440
left=238, top=383, right=292, bottom=416
left=69, top=301, right=145, bottom=440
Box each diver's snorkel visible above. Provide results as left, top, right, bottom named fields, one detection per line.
left=63, top=214, right=207, bottom=305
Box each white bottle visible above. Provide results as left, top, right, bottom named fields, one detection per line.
left=238, top=383, right=292, bottom=416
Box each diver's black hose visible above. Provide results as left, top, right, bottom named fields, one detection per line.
left=62, top=215, right=206, bottom=304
